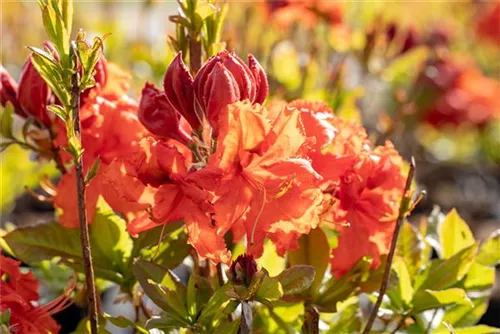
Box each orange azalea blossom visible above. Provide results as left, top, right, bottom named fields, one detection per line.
left=268, top=0, right=343, bottom=30
left=290, top=100, right=407, bottom=278
left=101, top=137, right=228, bottom=263
left=194, top=100, right=322, bottom=260
left=419, top=58, right=500, bottom=128
left=0, top=255, right=71, bottom=334
left=53, top=64, right=148, bottom=228
left=476, top=1, right=500, bottom=45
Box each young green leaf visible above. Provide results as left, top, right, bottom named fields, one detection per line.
left=416, top=244, right=476, bottom=291
left=256, top=275, right=283, bottom=302
left=463, top=262, right=495, bottom=291
left=434, top=325, right=500, bottom=334
left=475, top=229, right=500, bottom=267
left=0, top=106, right=15, bottom=140
left=411, top=288, right=471, bottom=313
left=438, top=297, right=489, bottom=329
left=396, top=222, right=427, bottom=278
left=196, top=284, right=232, bottom=326
left=386, top=257, right=414, bottom=310
left=438, top=209, right=475, bottom=259
left=47, top=105, right=67, bottom=122
left=133, top=259, right=189, bottom=323
left=84, top=158, right=101, bottom=185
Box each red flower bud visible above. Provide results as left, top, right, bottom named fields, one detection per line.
left=163, top=53, right=199, bottom=130
left=0, top=65, right=22, bottom=114
left=138, top=83, right=192, bottom=144
left=16, top=56, right=52, bottom=126
left=248, top=54, right=269, bottom=105
left=229, top=254, right=258, bottom=286
left=193, top=51, right=269, bottom=134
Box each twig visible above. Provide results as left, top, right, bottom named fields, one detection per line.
left=425, top=309, right=439, bottom=333
left=302, top=304, right=320, bottom=334
left=71, top=43, right=99, bottom=334
left=189, top=35, right=202, bottom=75
left=362, top=157, right=416, bottom=334
left=390, top=315, right=408, bottom=334
left=216, top=263, right=225, bottom=288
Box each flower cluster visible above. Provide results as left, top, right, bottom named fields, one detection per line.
left=0, top=255, right=68, bottom=334
left=264, top=0, right=343, bottom=30
left=93, top=50, right=407, bottom=276
left=417, top=57, right=500, bottom=128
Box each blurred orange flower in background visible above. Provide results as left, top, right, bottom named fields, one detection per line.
left=0, top=255, right=62, bottom=334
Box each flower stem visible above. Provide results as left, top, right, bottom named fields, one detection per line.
left=302, top=304, right=320, bottom=334
left=71, top=43, right=99, bottom=334
left=362, top=157, right=416, bottom=334
left=189, top=34, right=202, bottom=75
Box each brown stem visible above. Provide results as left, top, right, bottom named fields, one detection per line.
left=302, top=304, right=320, bottom=334
left=216, top=263, right=225, bottom=288
left=390, top=315, right=408, bottom=334
left=362, top=158, right=416, bottom=334
left=71, top=43, right=99, bottom=334
left=189, top=34, right=202, bottom=75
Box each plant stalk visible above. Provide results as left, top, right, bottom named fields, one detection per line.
left=71, top=43, right=99, bottom=334
left=189, top=34, right=202, bottom=75
left=362, top=158, right=416, bottom=334
left=302, top=304, right=320, bottom=334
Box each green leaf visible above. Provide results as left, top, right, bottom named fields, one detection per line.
left=476, top=229, right=500, bottom=267
left=1, top=215, right=132, bottom=283
left=438, top=209, right=475, bottom=259
left=439, top=297, right=489, bottom=329
left=84, top=158, right=100, bottom=185
left=0, top=106, right=15, bottom=140
left=40, top=0, right=70, bottom=65
left=411, top=288, right=471, bottom=313
left=0, top=310, right=10, bottom=326
left=76, top=34, right=104, bottom=91
left=146, top=314, right=186, bottom=330
left=137, top=226, right=190, bottom=269
left=29, top=47, right=70, bottom=106
left=256, top=275, right=283, bottom=302
left=435, top=325, right=500, bottom=334
left=131, top=221, right=183, bottom=257
left=276, top=265, right=315, bottom=296
left=396, top=222, right=427, bottom=278
left=90, top=198, right=133, bottom=276
left=315, top=257, right=371, bottom=312
left=387, top=257, right=414, bottom=310
left=416, top=244, right=476, bottom=291
left=47, top=104, right=67, bottom=122
left=133, top=259, right=189, bottom=324
left=196, top=283, right=232, bottom=327
left=326, top=297, right=363, bottom=334
left=103, top=314, right=148, bottom=334
left=463, top=262, right=495, bottom=291
left=186, top=273, right=213, bottom=319
left=288, top=228, right=329, bottom=296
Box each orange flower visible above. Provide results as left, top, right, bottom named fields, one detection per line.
left=1, top=255, right=67, bottom=334
left=54, top=81, right=147, bottom=228
left=419, top=58, right=500, bottom=128
left=102, top=137, right=228, bottom=263
left=328, top=144, right=406, bottom=277
left=292, top=100, right=406, bottom=277
left=270, top=0, right=343, bottom=30
left=476, top=1, right=500, bottom=45
left=195, top=101, right=322, bottom=259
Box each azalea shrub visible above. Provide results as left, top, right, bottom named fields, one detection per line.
left=0, top=1, right=499, bottom=334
